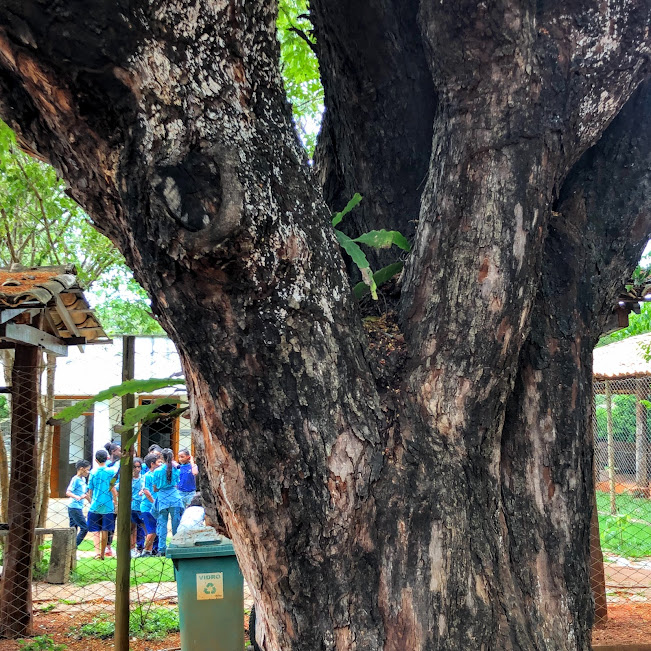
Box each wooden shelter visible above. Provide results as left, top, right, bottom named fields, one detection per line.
left=0, top=264, right=108, bottom=638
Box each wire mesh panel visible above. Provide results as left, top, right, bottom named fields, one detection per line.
left=593, top=377, right=651, bottom=627
left=0, top=339, right=191, bottom=647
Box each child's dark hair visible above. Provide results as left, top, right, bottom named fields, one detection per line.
left=162, top=448, right=174, bottom=483
left=104, top=441, right=112, bottom=454
left=95, top=449, right=109, bottom=463
left=75, top=459, right=91, bottom=471
left=189, top=493, right=203, bottom=507
left=148, top=444, right=163, bottom=454
left=143, top=453, right=158, bottom=470
left=133, top=456, right=143, bottom=468
left=109, top=443, right=121, bottom=455
left=179, top=448, right=190, bottom=457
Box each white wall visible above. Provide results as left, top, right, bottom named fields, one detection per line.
left=53, top=336, right=183, bottom=396
left=52, top=336, right=186, bottom=464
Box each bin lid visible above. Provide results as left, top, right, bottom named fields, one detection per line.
left=166, top=537, right=236, bottom=559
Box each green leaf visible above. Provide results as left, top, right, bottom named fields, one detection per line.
left=353, top=262, right=404, bottom=299
left=121, top=397, right=183, bottom=430
left=332, top=193, right=363, bottom=227
left=352, top=230, right=411, bottom=251
left=54, top=378, right=185, bottom=423
left=335, top=230, right=377, bottom=299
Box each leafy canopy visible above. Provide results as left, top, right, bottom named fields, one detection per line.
left=0, top=121, right=120, bottom=286
left=0, top=120, right=162, bottom=335
left=277, top=0, right=323, bottom=155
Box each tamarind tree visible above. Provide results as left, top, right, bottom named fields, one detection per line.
left=0, top=1, right=650, bottom=648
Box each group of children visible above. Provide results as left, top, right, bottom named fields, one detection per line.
left=66, top=442, right=200, bottom=560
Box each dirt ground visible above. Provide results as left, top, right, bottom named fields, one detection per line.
left=592, top=602, right=651, bottom=646
left=0, top=608, right=251, bottom=651
left=0, top=603, right=647, bottom=649
left=0, top=610, right=181, bottom=651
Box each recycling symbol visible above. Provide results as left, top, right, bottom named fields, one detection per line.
left=204, top=582, right=217, bottom=595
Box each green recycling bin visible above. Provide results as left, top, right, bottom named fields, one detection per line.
left=167, top=538, right=244, bottom=651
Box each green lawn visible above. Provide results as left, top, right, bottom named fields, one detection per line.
left=32, top=536, right=176, bottom=586
left=596, top=490, right=651, bottom=557
left=71, top=555, right=175, bottom=587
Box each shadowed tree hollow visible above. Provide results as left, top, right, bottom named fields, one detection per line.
left=0, top=1, right=650, bottom=649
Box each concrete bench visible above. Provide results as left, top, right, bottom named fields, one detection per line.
left=0, top=527, right=76, bottom=584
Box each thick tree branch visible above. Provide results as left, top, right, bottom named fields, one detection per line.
left=501, top=77, right=651, bottom=648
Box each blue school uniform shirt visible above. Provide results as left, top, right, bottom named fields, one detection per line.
left=131, top=476, right=144, bottom=512
left=152, top=465, right=184, bottom=509
left=177, top=463, right=196, bottom=493
left=140, top=471, right=156, bottom=513
left=115, top=474, right=145, bottom=513
left=88, top=465, right=117, bottom=514
left=67, top=475, right=87, bottom=510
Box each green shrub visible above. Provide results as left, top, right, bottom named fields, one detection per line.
left=17, top=634, right=66, bottom=651
left=72, top=606, right=179, bottom=641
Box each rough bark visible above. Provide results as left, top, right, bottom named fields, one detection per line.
left=0, top=2, right=649, bottom=650
left=0, top=349, right=12, bottom=522
left=0, top=344, right=39, bottom=638
left=36, top=353, right=55, bottom=531
left=501, top=78, right=651, bottom=641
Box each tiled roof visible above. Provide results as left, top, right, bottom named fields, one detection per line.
left=0, top=264, right=110, bottom=345
left=0, top=266, right=76, bottom=306
left=593, top=333, right=651, bottom=380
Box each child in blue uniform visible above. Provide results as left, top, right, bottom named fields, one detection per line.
left=116, top=457, right=146, bottom=557
left=177, top=449, right=198, bottom=508
left=66, top=460, right=90, bottom=547
left=152, top=448, right=184, bottom=556
left=87, top=449, right=118, bottom=560
left=131, top=458, right=146, bottom=556
left=139, top=453, right=161, bottom=556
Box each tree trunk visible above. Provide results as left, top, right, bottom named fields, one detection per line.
left=0, top=2, right=650, bottom=649
left=36, top=353, right=56, bottom=529
left=0, top=350, right=13, bottom=522
left=0, top=420, right=8, bottom=525
left=0, top=344, right=39, bottom=638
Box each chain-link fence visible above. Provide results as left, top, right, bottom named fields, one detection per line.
left=593, top=377, right=651, bottom=627
left=0, top=337, right=201, bottom=648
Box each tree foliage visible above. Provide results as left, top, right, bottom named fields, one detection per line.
left=0, top=121, right=120, bottom=285
left=277, top=0, right=323, bottom=154
left=595, top=393, right=651, bottom=443
left=90, top=267, right=164, bottom=335
left=54, top=378, right=185, bottom=423
left=0, top=120, right=163, bottom=335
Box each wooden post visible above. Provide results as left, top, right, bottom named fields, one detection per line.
left=635, top=379, right=649, bottom=497
left=0, top=344, right=40, bottom=638
left=115, top=336, right=135, bottom=651
left=605, top=381, right=617, bottom=515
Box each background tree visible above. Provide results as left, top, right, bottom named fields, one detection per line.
left=0, top=120, right=162, bottom=528
left=0, top=1, right=649, bottom=649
